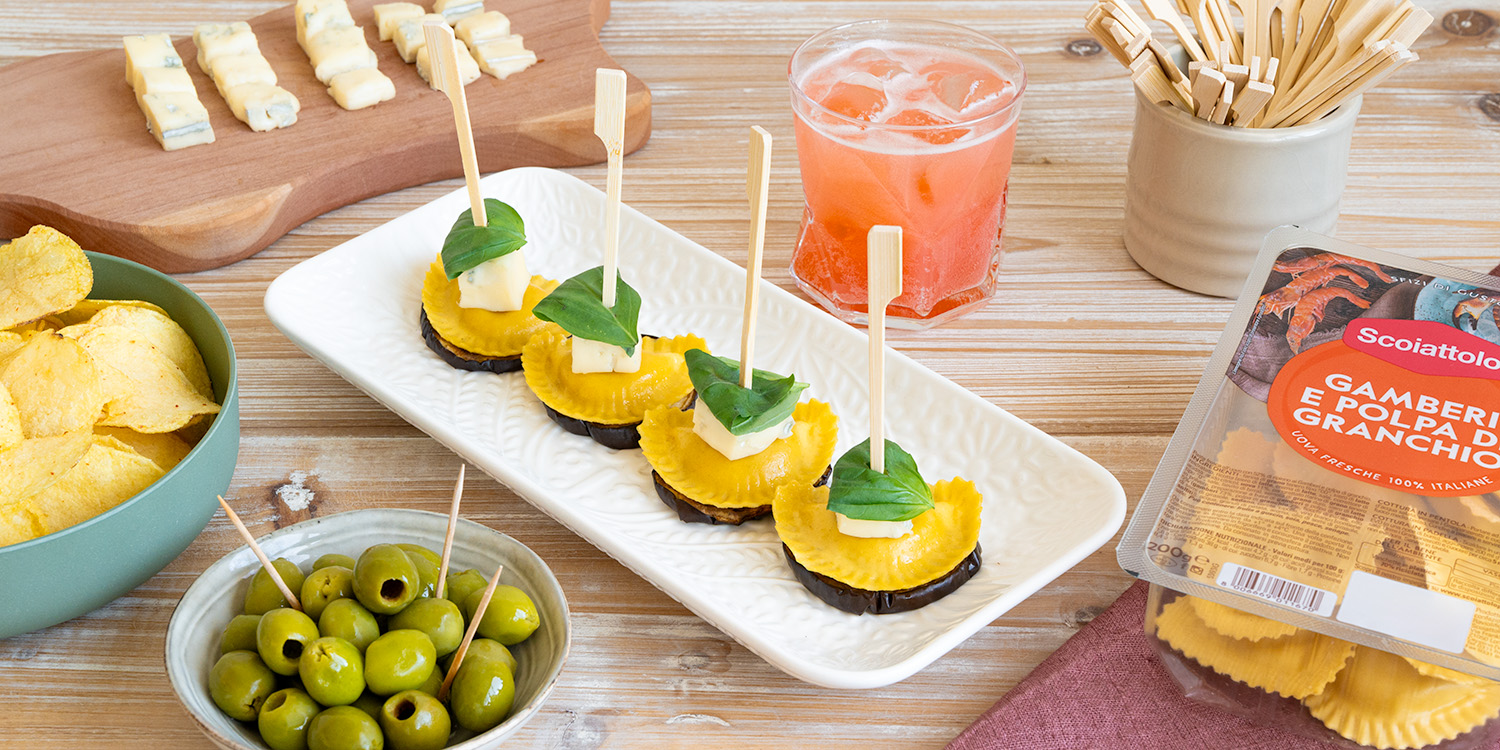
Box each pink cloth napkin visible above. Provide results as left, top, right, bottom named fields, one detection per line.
left=948, top=580, right=1500, bottom=750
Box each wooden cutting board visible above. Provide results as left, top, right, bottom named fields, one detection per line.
left=0, top=0, right=650, bottom=273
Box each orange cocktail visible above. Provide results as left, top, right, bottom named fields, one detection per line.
left=789, top=20, right=1026, bottom=327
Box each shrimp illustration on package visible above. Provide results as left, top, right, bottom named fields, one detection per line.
left=1121, top=228, right=1500, bottom=749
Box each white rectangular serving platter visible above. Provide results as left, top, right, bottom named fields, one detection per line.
left=264, top=167, right=1126, bottom=689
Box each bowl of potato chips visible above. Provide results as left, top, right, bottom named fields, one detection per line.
left=0, top=226, right=238, bottom=638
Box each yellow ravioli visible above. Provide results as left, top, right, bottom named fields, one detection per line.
left=421, top=258, right=558, bottom=358
left=1305, top=646, right=1500, bottom=750
left=640, top=400, right=838, bottom=509
left=774, top=478, right=982, bottom=591
left=1154, top=597, right=1353, bottom=699
left=522, top=327, right=703, bottom=426
left=1187, top=595, right=1300, bottom=642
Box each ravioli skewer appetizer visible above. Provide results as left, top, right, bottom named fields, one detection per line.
left=639, top=127, right=837, bottom=524
left=419, top=23, right=557, bottom=373
left=522, top=69, right=703, bottom=449
left=774, top=227, right=983, bottom=614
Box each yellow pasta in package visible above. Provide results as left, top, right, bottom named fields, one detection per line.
left=1120, top=229, right=1500, bottom=748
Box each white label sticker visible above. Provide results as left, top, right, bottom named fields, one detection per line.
left=1336, top=571, right=1476, bottom=653
left=1216, top=563, right=1338, bottom=617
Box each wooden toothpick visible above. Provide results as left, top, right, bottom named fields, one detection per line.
left=866, top=226, right=902, bottom=474
left=435, top=464, right=465, bottom=600
left=423, top=21, right=486, bottom=227
left=594, top=68, right=626, bottom=308
left=218, top=496, right=301, bottom=611
left=739, top=126, right=772, bottom=388
left=437, top=562, right=504, bottom=702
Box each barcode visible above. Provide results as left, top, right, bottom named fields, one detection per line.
left=1216, top=563, right=1337, bottom=616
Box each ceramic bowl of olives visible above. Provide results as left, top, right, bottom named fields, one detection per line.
left=164, top=508, right=570, bottom=750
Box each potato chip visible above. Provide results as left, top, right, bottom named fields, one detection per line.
left=95, top=426, right=192, bottom=471
left=0, top=225, right=92, bottom=330
left=177, top=415, right=211, bottom=444
left=72, top=325, right=219, bottom=433
left=0, top=332, right=105, bottom=437
left=1306, top=646, right=1500, bottom=749
left=1155, top=597, right=1354, bottom=699
left=0, top=501, right=43, bottom=547
left=0, top=332, right=23, bottom=359
left=0, top=427, right=92, bottom=505
left=0, top=382, right=21, bottom=451
left=64, top=304, right=212, bottom=399
left=29, top=434, right=164, bottom=535
left=1187, top=595, right=1300, bottom=642
left=54, top=298, right=168, bottom=327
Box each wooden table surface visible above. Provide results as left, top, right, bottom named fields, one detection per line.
left=2, top=0, right=1498, bottom=747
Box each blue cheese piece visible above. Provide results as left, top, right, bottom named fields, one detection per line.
left=691, top=403, right=794, bottom=461
left=454, top=11, right=510, bottom=47
left=131, top=65, right=195, bottom=95
left=834, top=514, right=914, bottom=539
left=296, top=0, right=356, bottom=48
left=122, top=34, right=181, bottom=88
left=139, top=93, right=215, bottom=151
left=209, top=53, right=277, bottom=92
left=306, top=26, right=378, bottom=84
left=473, top=36, right=536, bottom=80
left=416, top=42, right=481, bottom=88
left=223, top=82, right=300, bottom=131
left=434, top=0, right=484, bottom=25
left=456, top=252, right=530, bottom=312
left=373, top=2, right=424, bottom=41
left=393, top=14, right=445, bottom=63
left=572, top=337, right=643, bottom=374
left=192, top=22, right=257, bottom=76
left=327, top=68, right=395, bottom=110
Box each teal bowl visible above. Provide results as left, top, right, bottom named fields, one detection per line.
left=0, top=251, right=239, bottom=638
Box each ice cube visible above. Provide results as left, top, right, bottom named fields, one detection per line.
left=925, top=66, right=1010, bottom=116
left=819, top=73, right=888, bottom=122
left=885, top=108, right=969, bottom=145
left=846, top=46, right=908, bottom=80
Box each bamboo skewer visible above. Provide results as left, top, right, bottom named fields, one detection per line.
left=1139, top=0, right=1209, bottom=62
left=594, top=68, right=626, bottom=308
left=437, top=562, right=504, bottom=702
left=435, top=464, right=464, bottom=599
left=218, top=496, right=301, bottom=612
left=739, top=125, right=771, bottom=388
left=423, top=22, right=486, bottom=227
left=866, top=226, right=902, bottom=474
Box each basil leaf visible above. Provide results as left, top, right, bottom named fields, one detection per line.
left=441, top=198, right=528, bottom=279
left=685, top=349, right=809, bottom=436
left=826, top=439, right=934, bottom=522
left=531, top=266, right=641, bottom=354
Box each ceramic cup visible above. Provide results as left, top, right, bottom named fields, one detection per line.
left=1123, top=85, right=1362, bottom=298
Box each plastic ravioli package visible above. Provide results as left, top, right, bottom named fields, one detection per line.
left=1119, top=227, right=1500, bottom=749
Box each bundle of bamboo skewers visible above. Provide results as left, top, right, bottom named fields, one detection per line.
left=1086, top=0, right=1431, bottom=127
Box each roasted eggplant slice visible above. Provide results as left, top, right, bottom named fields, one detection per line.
left=783, top=543, right=982, bottom=615
left=419, top=309, right=523, bottom=373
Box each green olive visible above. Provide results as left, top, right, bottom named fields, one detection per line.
left=387, top=598, right=463, bottom=657
left=443, top=570, right=485, bottom=607
left=351, top=691, right=385, bottom=720
left=449, top=656, right=515, bottom=733
left=413, top=668, right=441, bottom=697
left=364, top=629, right=437, bottom=696
left=463, top=585, right=540, bottom=645
left=244, top=558, right=307, bottom=615
left=209, top=650, right=277, bottom=722
left=353, top=545, right=419, bottom=615
left=314, top=553, right=357, bottom=571
left=299, top=636, right=365, bottom=707
left=220, top=614, right=262, bottom=654
left=301, top=566, right=355, bottom=621
left=394, top=544, right=441, bottom=567
left=406, top=554, right=440, bottom=599
left=319, top=599, right=381, bottom=654
left=307, top=706, right=384, bottom=750
left=258, top=688, right=321, bottom=750
left=378, top=690, right=451, bottom=750
left=463, top=639, right=518, bottom=676
left=257, top=608, right=320, bottom=676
